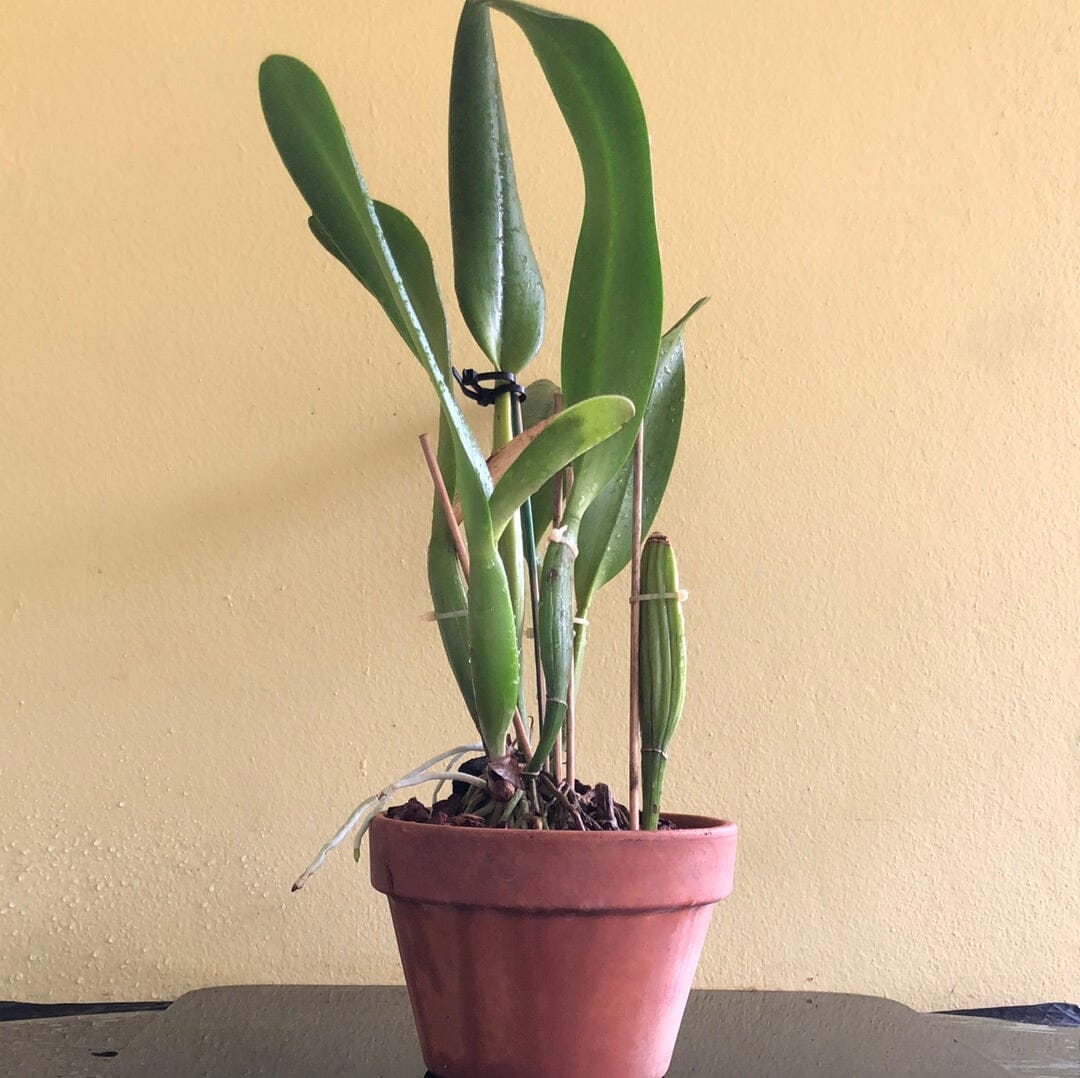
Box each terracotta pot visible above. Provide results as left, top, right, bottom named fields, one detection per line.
left=369, top=812, right=737, bottom=1078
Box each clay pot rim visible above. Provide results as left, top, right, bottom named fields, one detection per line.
left=376, top=811, right=737, bottom=840
left=370, top=810, right=739, bottom=911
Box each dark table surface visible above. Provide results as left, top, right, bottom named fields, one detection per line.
left=3, top=986, right=1077, bottom=1077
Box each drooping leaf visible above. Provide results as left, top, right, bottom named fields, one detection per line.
left=308, top=211, right=449, bottom=372
left=314, top=204, right=482, bottom=732
left=487, top=0, right=663, bottom=523
left=575, top=298, right=706, bottom=611
left=427, top=389, right=479, bottom=730
left=465, top=532, right=521, bottom=754
left=310, top=198, right=479, bottom=731
left=450, top=1, right=544, bottom=371
left=428, top=509, right=478, bottom=728
left=258, top=54, right=489, bottom=496
left=261, top=55, right=519, bottom=754
left=488, top=395, right=635, bottom=539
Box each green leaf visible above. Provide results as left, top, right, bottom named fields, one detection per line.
left=427, top=404, right=480, bottom=730
left=488, top=395, right=635, bottom=539
left=528, top=534, right=573, bottom=772
left=450, top=2, right=544, bottom=371
left=575, top=298, right=706, bottom=611
left=258, top=54, right=489, bottom=497
left=261, top=55, right=518, bottom=753
left=428, top=516, right=477, bottom=728
left=487, top=0, right=663, bottom=522
left=520, top=378, right=560, bottom=428
left=308, top=210, right=449, bottom=372
left=466, top=533, right=521, bottom=754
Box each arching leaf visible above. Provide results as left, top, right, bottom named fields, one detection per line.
left=575, top=299, right=706, bottom=611
left=487, top=0, right=663, bottom=524
left=450, top=2, right=544, bottom=371
left=488, top=395, right=635, bottom=539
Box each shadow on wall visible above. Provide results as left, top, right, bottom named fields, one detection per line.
left=5, top=424, right=421, bottom=606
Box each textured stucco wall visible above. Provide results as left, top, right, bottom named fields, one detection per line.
left=2, top=1, right=1077, bottom=1008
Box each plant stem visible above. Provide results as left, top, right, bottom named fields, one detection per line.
left=497, top=789, right=524, bottom=825
left=628, top=429, right=644, bottom=831
left=640, top=751, right=666, bottom=831
left=512, top=395, right=547, bottom=731
left=493, top=394, right=525, bottom=638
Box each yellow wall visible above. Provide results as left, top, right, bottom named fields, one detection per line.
left=3, top=1, right=1077, bottom=1009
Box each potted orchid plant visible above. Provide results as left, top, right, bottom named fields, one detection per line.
left=259, top=2, right=737, bottom=1075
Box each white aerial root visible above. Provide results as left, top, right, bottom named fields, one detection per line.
left=291, top=742, right=484, bottom=892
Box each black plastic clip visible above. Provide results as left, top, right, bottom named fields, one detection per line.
left=452, top=368, right=527, bottom=407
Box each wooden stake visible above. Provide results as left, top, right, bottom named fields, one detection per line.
left=565, top=645, right=576, bottom=792
left=628, top=429, right=644, bottom=830
left=419, top=434, right=469, bottom=578
left=512, top=709, right=533, bottom=761
left=549, top=394, right=567, bottom=786
left=511, top=395, right=548, bottom=742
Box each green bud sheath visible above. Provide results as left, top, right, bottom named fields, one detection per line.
left=637, top=533, right=686, bottom=830
left=528, top=533, right=575, bottom=773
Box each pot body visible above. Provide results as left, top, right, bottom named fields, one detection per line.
left=369, top=812, right=737, bottom=1078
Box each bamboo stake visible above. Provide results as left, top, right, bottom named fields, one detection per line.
left=565, top=643, right=576, bottom=792
left=419, top=434, right=469, bottom=578
left=512, top=709, right=534, bottom=761
left=511, top=395, right=547, bottom=743
left=549, top=393, right=566, bottom=786
left=628, top=429, right=644, bottom=830
left=420, top=433, right=532, bottom=760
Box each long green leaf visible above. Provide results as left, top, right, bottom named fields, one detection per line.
left=259, top=54, right=490, bottom=498
left=575, top=298, right=706, bottom=611
left=261, top=54, right=518, bottom=753
left=466, top=529, right=521, bottom=754
left=488, top=395, right=634, bottom=539
left=487, top=0, right=663, bottom=523
left=311, top=207, right=480, bottom=722
left=428, top=509, right=478, bottom=727
left=450, top=2, right=544, bottom=371
left=308, top=211, right=449, bottom=372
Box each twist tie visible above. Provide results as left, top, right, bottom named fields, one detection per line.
left=424, top=609, right=468, bottom=622
left=452, top=367, right=526, bottom=407
left=631, top=590, right=688, bottom=603
left=642, top=747, right=669, bottom=760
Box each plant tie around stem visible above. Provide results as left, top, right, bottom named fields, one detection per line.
left=630, top=590, right=689, bottom=603
left=550, top=525, right=578, bottom=557
left=452, top=367, right=526, bottom=407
